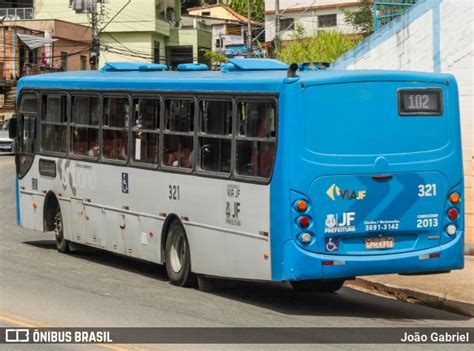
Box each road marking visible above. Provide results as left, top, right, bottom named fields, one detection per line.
left=0, top=311, right=146, bottom=351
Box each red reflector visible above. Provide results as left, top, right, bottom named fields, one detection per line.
left=322, top=261, right=334, bottom=266
left=447, top=208, right=459, bottom=220
left=298, top=216, right=310, bottom=228
left=429, top=253, right=440, bottom=259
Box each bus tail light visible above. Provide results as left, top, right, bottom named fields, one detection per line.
left=298, top=216, right=310, bottom=228
left=299, top=232, right=312, bottom=244
left=446, top=224, right=457, bottom=236
left=447, top=208, right=459, bottom=220
left=449, top=192, right=460, bottom=205
left=295, top=199, right=308, bottom=212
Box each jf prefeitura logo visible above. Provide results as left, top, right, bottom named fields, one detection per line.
left=326, top=183, right=366, bottom=201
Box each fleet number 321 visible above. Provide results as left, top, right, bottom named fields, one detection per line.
left=418, top=184, right=437, bottom=197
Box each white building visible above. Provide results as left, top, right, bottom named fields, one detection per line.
left=264, top=0, right=363, bottom=41
left=188, top=3, right=261, bottom=58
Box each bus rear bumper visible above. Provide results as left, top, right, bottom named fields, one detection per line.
left=281, top=232, right=464, bottom=281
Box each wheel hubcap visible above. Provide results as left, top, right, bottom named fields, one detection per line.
left=54, top=214, right=63, bottom=241
left=169, top=232, right=185, bottom=273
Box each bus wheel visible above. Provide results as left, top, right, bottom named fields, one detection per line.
left=54, top=209, right=70, bottom=254
left=290, top=279, right=345, bottom=293
left=165, top=220, right=196, bottom=287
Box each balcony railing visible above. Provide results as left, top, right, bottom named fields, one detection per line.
left=0, top=7, right=34, bottom=20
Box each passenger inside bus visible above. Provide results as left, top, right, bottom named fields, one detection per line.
left=236, top=102, right=275, bottom=177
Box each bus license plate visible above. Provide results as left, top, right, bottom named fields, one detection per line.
left=365, top=237, right=394, bottom=249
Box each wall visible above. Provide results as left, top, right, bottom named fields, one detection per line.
left=334, top=0, right=474, bottom=245
left=100, top=32, right=153, bottom=64
left=265, top=5, right=359, bottom=41
left=265, top=0, right=361, bottom=12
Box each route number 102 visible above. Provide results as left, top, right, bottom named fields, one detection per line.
left=418, top=184, right=437, bottom=197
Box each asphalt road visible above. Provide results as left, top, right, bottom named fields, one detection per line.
left=0, top=154, right=472, bottom=350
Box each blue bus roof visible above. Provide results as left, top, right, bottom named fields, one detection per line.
left=17, top=68, right=453, bottom=93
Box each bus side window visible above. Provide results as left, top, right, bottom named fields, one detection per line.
left=103, top=97, right=129, bottom=161
left=198, top=100, right=232, bottom=174
left=132, top=98, right=160, bottom=164
left=236, top=101, right=276, bottom=179
left=163, top=99, right=194, bottom=169
left=71, top=95, right=100, bottom=158
left=41, top=94, right=67, bottom=154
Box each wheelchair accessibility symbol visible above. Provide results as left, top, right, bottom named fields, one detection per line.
left=122, top=172, right=129, bottom=193
left=325, top=237, right=339, bottom=252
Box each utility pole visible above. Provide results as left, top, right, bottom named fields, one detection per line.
left=90, top=0, right=100, bottom=70
left=247, top=0, right=252, bottom=58
left=274, top=0, right=280, bottom=55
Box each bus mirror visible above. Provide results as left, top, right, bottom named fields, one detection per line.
left=8, top=117, right=17, bottom=139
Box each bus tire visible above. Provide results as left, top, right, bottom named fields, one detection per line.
left=165, top=220, right=196, bottom=287
left=290, top=279, right=345, bottom=293
left=54, top=209, right=70, bottom=254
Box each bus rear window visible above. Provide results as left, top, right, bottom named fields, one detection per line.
left=304, top=83, right=448, bottom=156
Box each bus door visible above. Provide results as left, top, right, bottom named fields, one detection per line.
left=15, top=93, right=40, bottom=229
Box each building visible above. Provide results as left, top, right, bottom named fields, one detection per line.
left=188, top=3, right=262, bottom=58
left=0, top=19, right=91, bottom=121
left=333, top=0, right=474, bottom=249
left=264, top=0, right=364, bottom=42
left=34, top=0, right=211, bottom=67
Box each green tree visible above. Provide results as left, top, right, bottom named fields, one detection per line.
left=228, top=0, right=264, bottom=23
left=200, top=48, right=227, bottom=66
left=343, top=0, right=374, bottom=37
left=277, top=30, right=358, bottom=64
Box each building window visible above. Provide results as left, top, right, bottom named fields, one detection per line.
left=318, top=14, right=337, bottom=28
left=102, top=97, right=129, bottom=161
left=236, top=101, right=276, bottom=179
left=132, top=98, right=160, bottom=164
left=60, top=52, right=68, bottom=71
left=153, top=41, right=160, bottom=64
left=280, top=17, right=295, bottom=31
left=198, top=100, right=232, bottom=174
left=41, top=94, right=67, bottom=154
left=163, top=99, right=194, bottom=169
left=202, top=11, right=211, bottom=16
left=71, top=95, right=100, bottom=158
left=80, top=56, right=87, bottom=70
left=226, top=24, right=241, bottom=36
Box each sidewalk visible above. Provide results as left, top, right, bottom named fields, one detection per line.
left=346, top=256, right=474, bottom=317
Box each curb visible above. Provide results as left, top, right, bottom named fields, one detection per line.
left=346, top=278, right=474, bottom=317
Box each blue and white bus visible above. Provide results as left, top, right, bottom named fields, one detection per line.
left=9, top=59, right=464, bottom=292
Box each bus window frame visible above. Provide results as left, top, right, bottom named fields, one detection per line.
left=161, top=95, right=196, bottom=174
left=28, top=88, right=278, bottom=185
left=130, top=94, right=161, bottom=170
left=233, top=96, right=278, bottom=183
left=101, top=93, right=131, bottom=165
left=39, top=91, right=69, bottom=157
left=196, top=96, right=234, bottom=179
left=16, top=90, right=40, bottom=179
left=69, top=92, right=102, bottom=162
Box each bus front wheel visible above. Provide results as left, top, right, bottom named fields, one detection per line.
left=54, top=209, right=70, bottom=253
left=165, top=221, right=196, bottom=287
left=290, top=279, right=345, bottom=293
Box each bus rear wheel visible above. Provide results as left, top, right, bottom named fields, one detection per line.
left=165, top=220, right=196, bottom=287
left=54, top=209, right=70, bottom=253
left=290, top=279, right=345, bottom=293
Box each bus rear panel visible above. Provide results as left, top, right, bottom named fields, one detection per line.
left=272, top=73, right=463, bottom=282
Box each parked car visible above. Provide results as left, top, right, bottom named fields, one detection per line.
left=0, top=119, right=14, bottom=153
